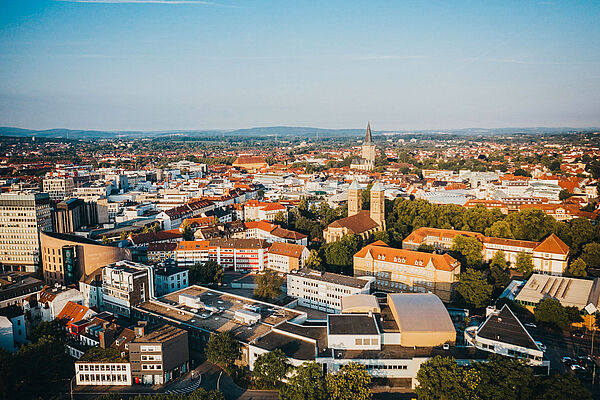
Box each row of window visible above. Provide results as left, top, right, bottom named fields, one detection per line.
left=78, top=373, right=128, bottom=382
left=77, top=364, right=128, bottom=372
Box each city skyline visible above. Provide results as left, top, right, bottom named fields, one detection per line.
left=1, top=0, right=600, bottom=131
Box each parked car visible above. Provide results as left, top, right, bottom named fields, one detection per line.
left=561, top=356, right=576, bottom=364
left=570, top=364, right=585, bottom=372
left=524, top=322, right=537, bottom=329
left=535, top=341, right=546, bottom=352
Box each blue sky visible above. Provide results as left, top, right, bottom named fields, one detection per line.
left=1, top=0, right=599, bottom=131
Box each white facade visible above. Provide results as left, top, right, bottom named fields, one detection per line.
left=287, top=270, right=374, bottom=313
left=43, top=177, right=74, bottom=201
left=75, top=362, right=132, bottom=386
left=79, top=280, right=103, bottom=309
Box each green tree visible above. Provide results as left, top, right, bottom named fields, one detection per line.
left=280, top=362, right=328, bottom=400
left=251, top=349, right=290, bottom=389
left=274, top=211, right=287, bottom=226
left=326, top=362, right=372, bottom=400
left=485, top=220, right=514, bottom=239
left=451, top=235, right=483, bottom=268
left=415, top=356, right=470, bottom=400
left=205, top=331, right=241, bottom=372
left=324, top=234, right=360, bottom=273
left=101, top=235, right=110, bottom=244
left=515, top=251, right=534, bottom=278
left=181, top=220, right=194, bottom=241
left=254, top=269, right=283, bottom=300
left=417, top=243, right=435, bottom=253
left=504, top=209, right=556, bottom=242
left=534, top=298, right=570, bottom=330
left=536, top=374, right=592, bottom=400
left=370, top=230, right=390, bottom=244
left=490, top=250, right=507, bottom=269
left=457, top=268, right=492, bottom=309
left=581, top=242, right=600, bottom=268
left=567, top=257, right=587, bottom=277
left=188, top=261, right=223, bottom=285
left=513, top=168, right=531, bottom=177
left=305, top=249, right=323, bottom=270
left=473, top=355, right=536, bottom=400
left=120, top=231, right=130, bottom=240
left=558, top=189, right=573, bottom=201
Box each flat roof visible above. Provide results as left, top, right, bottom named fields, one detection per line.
left=252, top=331, right=316, bottom=361
left=135, top=285, right=304, bottom=345
left=133, top=324, right=186, bottom=343
left=328, top=344, right=491, bottom=361
left=515, top=274, right=597, bottom=309
left=328, top=314, right=379, bottom=335
left=290, top=269, right=371, bottom=289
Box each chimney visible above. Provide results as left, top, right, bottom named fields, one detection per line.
left=135, top=321, right=147, bottom=338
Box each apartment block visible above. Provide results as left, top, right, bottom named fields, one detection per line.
left=102, top=261, right=154, bottom=317
left=43, top=177, right=74, bottom=202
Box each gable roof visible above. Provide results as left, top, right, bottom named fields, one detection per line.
left=327, top=210, right=380, bottom=234
left=57, top=301, right=93, bottom=324
left=355, top=242, right=460, bottom=272
left=533, top=233, right=570, bottom=255
left=268, top=242, right=307, bottom=258
left=477, top=305, right=539, bottom=351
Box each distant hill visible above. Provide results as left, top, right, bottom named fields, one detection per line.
left=0, top=126, right=597, bottom=140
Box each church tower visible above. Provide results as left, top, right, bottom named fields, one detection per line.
left=348, top=179, right=362, bottom=217
left=370, top=181, right=386, bottom=228
left=361, top=122, right=376, bottom=169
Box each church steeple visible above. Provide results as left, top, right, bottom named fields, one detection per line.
left=365, top=122, right=372, bottom=143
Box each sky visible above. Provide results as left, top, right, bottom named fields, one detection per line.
left=1, top=0, right=599, bottom=131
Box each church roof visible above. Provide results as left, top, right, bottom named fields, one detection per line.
left=327, top=210, right=380, bottom=234
left=365, top=122, right=373, bottom=143
left=348, top=180, right=361, bottom=190
left=371, top=181, right=384, bottom=192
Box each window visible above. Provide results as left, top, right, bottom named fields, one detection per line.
left=355, top=338, right=362, bottom=345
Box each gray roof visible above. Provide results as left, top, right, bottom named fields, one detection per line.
left=476, top=305, right=539, bottom=351
left=328, top=314, right=379, bottom=335
left=365, top=122, right=373, bottom=143
left=290, top=269, right=371, bottom=289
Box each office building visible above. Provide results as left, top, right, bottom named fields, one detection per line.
left=0, top=192, right=52, bottom=272
left=43, top=177, right=74, bottom=202
left=102, top=261, right=154, bottom=317
left=52, top=198, right=98, bottom=233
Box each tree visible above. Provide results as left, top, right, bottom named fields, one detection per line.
left=485, top=220, right=514, bottom=239
left=417, top=243, right=435, bottom=253
left=451, top=235, right=483, bottom=268
left=567, top=257, right=587, bottom=277
left=558, top=189, right=573, bottom=201
left=565, top=306, right=583, bottom=325
left=581, top=242, right=600, bottom=268
left=515, top=251, right=534, bottom=278
left=101, top=235, right=110, bottom=244
left=280, top=362, right=328, bottom=400
left=251, top=349, right=290, bottom=389
left=274, top=211, right=287, bottom=226
left=181, top=220, right=194, bottom=241
left=504, top=209, right=556, bottom=242
left=371, top=230, right=389, bottom=244
left=534, top=298, right=570, bottom=330
left=205, top=331, right=241, bottom=372
left=473, top=355, right=536, bottom=400
left=120, top=231, right=130, bottom=240
left=326, top=362, right=372, bottom=400
left=490, top=250, right=507, bottom=270
left=254, top=269, right=283, bottom=300
left=324, top=234, right=360, bottom=273
left=513, top=168, right=531, bottom=177
left=536, top=374, right=592, bottom=400
left=305, top=249, right=323, bottom=270
left=457, top=268, right=492, bottom=309
left=415, top=356, right=470, bottom=400
left=189, top=261, right=223, bottom=285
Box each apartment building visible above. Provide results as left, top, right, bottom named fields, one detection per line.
left=102, top=261, right=154, bottom=317
left=154, top=266, right=189, bottom=297
left=267, top=242, right=309, bottom=273
left=354, top=241, right=461, bottom=302
left=287, top=269, right=374, bottom=313
left=243, top=220, right=308, bottom=246
left=43, top=177, right=74, bottom=202
left=0, top=272, right=44, bottom=308
left=175, top=238, right=270, bottom=271
left=129, top=324, right=189, bottom=385
left=0, top=192, right=52, bottom=272
left=243, top=200, right=287, bottom=222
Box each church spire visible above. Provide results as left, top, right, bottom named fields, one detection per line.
left=365, top=122, right=372, bottom=143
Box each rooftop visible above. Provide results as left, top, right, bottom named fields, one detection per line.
left=290, top=269, right=371, bottom=289
left=328, top=314, right=379, bottom=335
left=476, top=305, right=539, bottom=351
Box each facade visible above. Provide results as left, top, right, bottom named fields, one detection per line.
left=102, top=261, right=154, bottom=317
left=0, top=306, right=26, bottom=352
left=41, top=231, right=130, bottom=286
left=75, top=362, right=132, bottom=386
left=243, top=200, right=287, bottom=222
left=323, top=181, right=385, bottom=243
left=79, top=269, right=104, bottom=309
left=266, top=242, right=309, bottom=273
left=43, top=177, right=75, bottom=202
left=243, top=220, right=308, bottom=246
left=232, top=156, right=268, bottom=170
left=0, top=272, right=43, bottom=308
left=147, top=242, right=178, bottom=265
left=175, top=238, right=270, bottom=271
left=287, top=269, right=374, bottom=313
left=24, top=285, right=84, bottom=323
left=354, top=241, right=461, bottom=302
left=129, top=324, right=189, bottom=385
left=154, top=266, right=189, bottom=297
left=52, top=198, right=98, bottom=233
left=403, top=227, right=570, bottom=276
left=0, top=192, right=52, bottom=272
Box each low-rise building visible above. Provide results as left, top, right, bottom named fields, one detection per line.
left=287, top=269, right=374, bottom=313
left=0, top=272, right=43, bottom=308
left=354, top=241, right=461, bottom=302
left=154, top=266, right=189, bottom=297
left=102, top=261, right=154, bottom=317
left=267, top=242, right=309, bottom=273
left=0, top=306, right=26, bottom=352
left=75, top=349, right=131, bottom=386
left=129, top=324, right=190, bottom=385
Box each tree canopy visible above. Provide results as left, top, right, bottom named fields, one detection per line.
left=326, top=362, right=372, bottom=400
left=189, top=261, right=223, bottom=285
left=457, top=268, right=492, bottom=309
left=254, top=269, right=283, bottom=300
left=251, top=349, right=290, bottom=389
left=205, top=331, right=241, bottom=372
